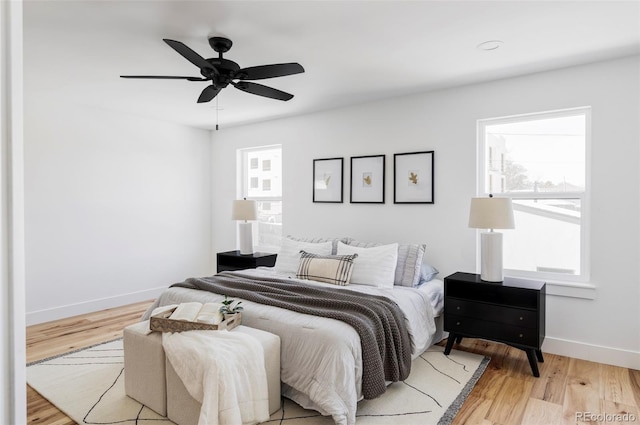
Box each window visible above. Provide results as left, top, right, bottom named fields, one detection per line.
left=239, top=145, right=282, bottom=251
left=478, top=107, right=590, bottom=282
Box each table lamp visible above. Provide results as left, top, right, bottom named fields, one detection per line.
left=468, top=195, right=515, bottom=282
left=232, top=199, right=258, bottom=255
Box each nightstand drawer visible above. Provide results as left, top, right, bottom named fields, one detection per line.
left=444, top=314, right=538, bottom=347
left=216, top=251, right=277, bottom=273
left=445, top=297, right=537, bottom=328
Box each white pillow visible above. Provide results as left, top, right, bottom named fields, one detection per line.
left=336, top=241, right=398, bottom=288
left=346, top=239, right=425, bottom=287
left=274, top=238, right=333, bottom=275
left=286, top=235, right=350, bottom=255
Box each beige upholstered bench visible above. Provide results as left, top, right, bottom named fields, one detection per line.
left=124, top=321, right=167, bottom=415
left=123, top=321, right=281, bottom=424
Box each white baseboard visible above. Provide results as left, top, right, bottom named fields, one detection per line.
left=542, top=336, right=640, bottom=370
left=25, top=286, right=166, bottom=326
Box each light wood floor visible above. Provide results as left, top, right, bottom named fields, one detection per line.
left=26, top=302, right=640, bottom=425
left=26, top=300, right=154, bottom=425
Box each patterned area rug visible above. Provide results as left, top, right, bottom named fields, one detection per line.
left=27, top=339, right=489, bottom=425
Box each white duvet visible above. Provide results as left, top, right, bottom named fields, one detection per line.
left=143, top=268, right=442, bottom=425
left=163, top=330, right=269, bottom=425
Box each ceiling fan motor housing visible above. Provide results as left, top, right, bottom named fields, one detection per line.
left=203, top=58, right=241, bottom=87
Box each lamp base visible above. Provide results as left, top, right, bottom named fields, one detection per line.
left=238, top=222, right=254, bottom=255
left=480, top=231, right=503, bottom=282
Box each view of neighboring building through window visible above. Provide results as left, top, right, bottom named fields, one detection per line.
left=478, top=108, right=590, bottom=281
left=239, top=145, right=282, bottom=252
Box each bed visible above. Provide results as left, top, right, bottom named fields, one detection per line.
left=143, top=237, right=445, bottom=425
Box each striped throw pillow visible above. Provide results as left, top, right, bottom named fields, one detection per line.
left=296, top=251, right=358, bottom=286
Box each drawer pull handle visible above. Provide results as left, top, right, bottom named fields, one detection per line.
left=519, top=316, right=524, bottom=320
left=456, top=306, right=460, bottom=310
left=456, top=322, right=461, bottom=326
left=519, top=333, right=524, bottom=338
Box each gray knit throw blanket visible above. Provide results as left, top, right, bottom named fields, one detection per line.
left=171, top=271, right=412, bottom=399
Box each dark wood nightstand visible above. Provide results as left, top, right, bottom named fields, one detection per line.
left=443, top=272, right=546, bottom=377
left=216, top=250, right=277, bottom=273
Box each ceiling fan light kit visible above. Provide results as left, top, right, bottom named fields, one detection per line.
left=120, top=36, right=304, bottom=104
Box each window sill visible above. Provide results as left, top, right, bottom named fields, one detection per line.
left=543, top=280, right=596, bottom=299
left=504, top=270, right=595, bottom=300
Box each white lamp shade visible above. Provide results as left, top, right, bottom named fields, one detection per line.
left=232, top=200, right=258, bottom=221
left=468, top=197, right=515, bottom=230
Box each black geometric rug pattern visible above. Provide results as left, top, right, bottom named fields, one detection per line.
left=27, top=339, right=489, bottom=425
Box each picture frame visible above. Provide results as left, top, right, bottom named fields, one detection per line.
left=350, top=155, right=385, bottom=204
left=394, top=151, right=434, bottom=204
left=313, top=157, right=344, bottom=203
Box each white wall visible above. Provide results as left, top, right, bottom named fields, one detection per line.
left=211, top=56, right=640, bottom=368
left=24, top=103, right=213, bottom=324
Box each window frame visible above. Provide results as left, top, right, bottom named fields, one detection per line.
left=238, top=144, right=283, bottom=252
left=477, top=107, right=591, bottom=284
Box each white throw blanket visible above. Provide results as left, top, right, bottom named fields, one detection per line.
left=162, top=330, right=269, bottom=425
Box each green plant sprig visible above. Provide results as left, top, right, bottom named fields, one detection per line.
left=219, top=295, right=244, bottom=315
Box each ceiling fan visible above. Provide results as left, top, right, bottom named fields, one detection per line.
left=121, top=36, right=304, bottom=103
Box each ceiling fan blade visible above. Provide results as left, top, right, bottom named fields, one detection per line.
left=232, top=81, right=294, bottom=101
left=197, top=85, right=221, bottom=103
left=236, top=63, right=304, bottom=81
left=120, top=75, right=208, bottom=81
left=163, top=39, right=219, bottom=75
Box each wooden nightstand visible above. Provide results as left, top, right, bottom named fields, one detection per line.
left=443, top=272, right=546, bottom=377
left=216, top=250, right=277, bottom=273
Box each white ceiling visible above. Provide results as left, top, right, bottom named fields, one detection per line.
left=24, top=1, right=640, bottom=130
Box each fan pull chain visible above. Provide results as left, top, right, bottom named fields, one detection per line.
left=216, top=96, right=219, bottom=131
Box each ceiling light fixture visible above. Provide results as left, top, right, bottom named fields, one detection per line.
left=477, top=40, right=503, bottom=51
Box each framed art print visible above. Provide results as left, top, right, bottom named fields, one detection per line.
left=313, top=157, right=343, bottom=203
left=394, top=151, right=434, bottom=204
left=350, top=155, right=385, bottom=203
